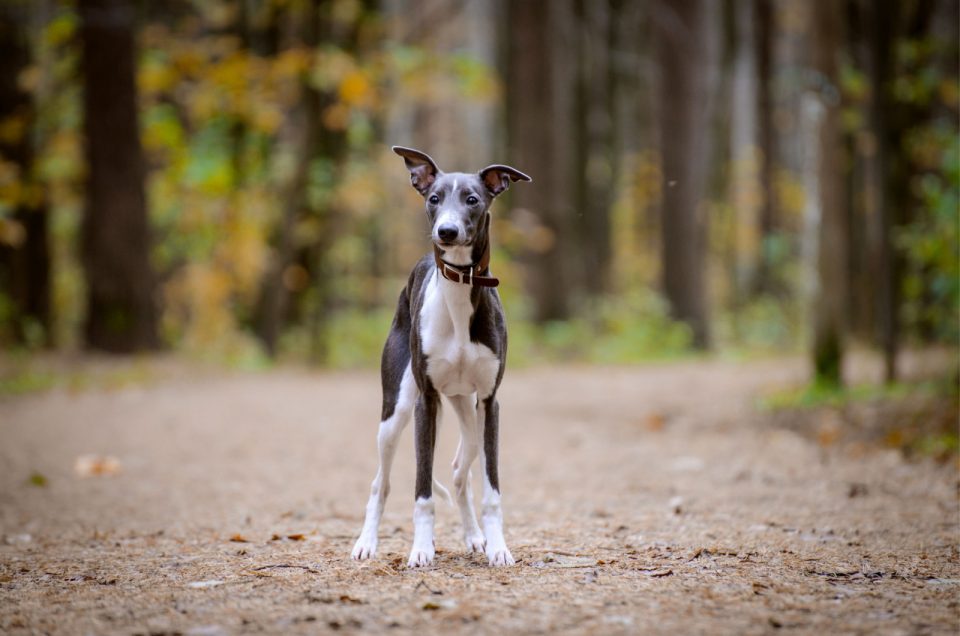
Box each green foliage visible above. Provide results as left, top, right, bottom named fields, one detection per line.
left=759, top=377, right=942, bottom=411
left=898, top=122, right=959, bottom=342
left=716, top=294, right=804, bottom=352
left=508, top=289, right=693, bottom=366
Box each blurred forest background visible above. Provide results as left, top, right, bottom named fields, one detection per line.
left=0, top=0, right=957, bottom=388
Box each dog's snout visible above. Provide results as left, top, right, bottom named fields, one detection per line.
left=437, top=224, right=459, bottom=242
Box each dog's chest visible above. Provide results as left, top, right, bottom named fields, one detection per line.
left=418, top=273, right=500, bottom=398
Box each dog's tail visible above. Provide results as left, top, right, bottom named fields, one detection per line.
left=433, top=478, right=453, bottom=506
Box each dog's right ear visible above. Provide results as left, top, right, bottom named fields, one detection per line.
left=392, top=146, right=439, bottom=196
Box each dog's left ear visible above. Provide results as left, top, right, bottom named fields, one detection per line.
left=479, top=164, right=532, bottom=197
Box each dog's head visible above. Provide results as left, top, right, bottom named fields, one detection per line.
left=393, top=146, right=531, bottom=265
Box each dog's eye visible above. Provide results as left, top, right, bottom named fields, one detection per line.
left=466, top=195, right=479, bottom=206
left=428, top=194, right=440, bottom=205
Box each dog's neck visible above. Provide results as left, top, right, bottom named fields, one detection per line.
left=432, top=240, right=499, bottom=288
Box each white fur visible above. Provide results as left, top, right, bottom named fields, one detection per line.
left=481, top=466, right=513, bottom=566
left=352, top=364, right=416, bottom=561
left=419, top=271, right=500, bottom=398
left=408, top=497, right=435, bottom=567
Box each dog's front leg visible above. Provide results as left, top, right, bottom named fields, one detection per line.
left=480, top=395, right=514, bottom=566
left=409, top=391, right=439, bottom=567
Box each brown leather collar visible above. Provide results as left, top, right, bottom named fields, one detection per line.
left=433, top=242, right=500, bottom=288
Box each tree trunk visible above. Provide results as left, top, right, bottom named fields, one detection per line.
left=810, top=0, right=846, bottom=387
left=254, top=1, right=322, bottom=358
left=507, top=0, right=577, bottom=322
left=730, top=0, right=761, bottom=305
left=80, top=0, right=158, bottom=352
left=574, top=0, right=616, bottom=295
left=0, top=3, right=51, bottom=347
left=753, top=0, right=778, bottom=296
left=654, top=0, right=720, bottom=349
left=861, top=0, right=899, bottom=382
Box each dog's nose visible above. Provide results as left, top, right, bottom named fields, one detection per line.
left=437, top=225, right=459, bottom=242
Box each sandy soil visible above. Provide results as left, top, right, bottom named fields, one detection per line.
left=1, top=354, right=957, bottom=635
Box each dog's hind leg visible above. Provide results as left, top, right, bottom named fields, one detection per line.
left=352, top=363, right=416, bottom=560
left=448, top=394, right=485, bottom=554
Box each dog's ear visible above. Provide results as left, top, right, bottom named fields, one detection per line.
left=479, top=164, right=532, bottom=197
left=392, top=146, right=440, bottom=196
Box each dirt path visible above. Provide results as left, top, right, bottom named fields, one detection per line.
left=1, top=355, right=957, bottom=635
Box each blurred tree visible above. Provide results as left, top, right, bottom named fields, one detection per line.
left=860, top=0, right=900, bottom=382
left=574, top=0, right=619, bottom=295
left=507, top=0, right=578, bottom=322
left=753, top=0, right=779, bottom=297
left=0, top=1, right=51, bottom=347
left=811, top=0, right=846, bottom=387
left=654, top=0, right=721, bottom=349
left=79, top=0, right=157, bottom=352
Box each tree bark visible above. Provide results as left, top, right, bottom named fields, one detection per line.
left=507, top=0, right=578, bottom=322
left=80, top=0, right=158, bottom=352
left=753, top=0, right=778, bottom=297
left=654, top=0, right=720, bottom=348
left=730, top=0, right=761, bottom=305
left=811, top=0, right=846, bottom=387
left=574, top=0, right=617, bottom=295
left=0, top=2, right=51, bottom=346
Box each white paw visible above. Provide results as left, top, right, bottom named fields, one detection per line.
left=351, top=534, right=377, bottom=560
left=407, top=547, right=435, bottom=568
left=465, top=532, right=486, bottom=554
left=486, top=546, right=514, bottom=567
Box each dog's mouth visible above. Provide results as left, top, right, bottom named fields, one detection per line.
left=433, top=237, right=472, bottom=249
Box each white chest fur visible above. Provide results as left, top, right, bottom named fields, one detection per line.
left=419, top=271, right=500, bottom=398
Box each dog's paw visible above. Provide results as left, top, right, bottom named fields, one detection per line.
left=351, top=535, right=378, bottom=561
left=486, top=546, right=515, bottom=567
left=407, top=547, right=435, bottom=568
left=464, top=532, right=486, bottom=554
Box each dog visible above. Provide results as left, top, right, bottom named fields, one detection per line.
left=351, top=146, right=531, bottom=567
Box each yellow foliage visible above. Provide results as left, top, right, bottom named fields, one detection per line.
left=338, top=70, right=373, bottom=108
left=44, top=13, right=76, bottom=48
left=274, top=48, right=311, bottom=79
left=139, top=61, right=176, bottom=95
left=251, top=105, right=283, bottom=134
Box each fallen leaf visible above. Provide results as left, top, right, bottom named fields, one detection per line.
left=422, top=599, right=457, bottom=611
left=74, top=455, right=121, bottom=477
left=847, top=483, right=868, bottom=498
left=649, top=569, right=673, bottom=577
left=644, top=413, right=666, bottom=432
left=339, top=594, right=365, bottom=605
left=287, top=534, right=305, bottom=541
left=669, top=496, right=684, bottom=515
left=229, top=534, right=249, bottom=543
left=27, top=472, right=47, bottom=487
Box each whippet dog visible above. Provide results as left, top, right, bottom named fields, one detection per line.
left=351, top=146, right=531, bottom=567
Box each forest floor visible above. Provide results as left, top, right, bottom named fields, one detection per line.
left=0, top=351, right=957, bottom=635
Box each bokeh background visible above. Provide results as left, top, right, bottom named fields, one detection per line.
left=0, top=0, right=956, bottom=389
